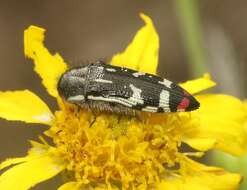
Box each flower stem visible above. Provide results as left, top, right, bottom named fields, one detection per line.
left=174, top=0, right=207, bottom=77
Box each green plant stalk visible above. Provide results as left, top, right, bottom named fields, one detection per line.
left=211, top=151, right=247, bottom=189
left=174, top=1, right=247, bottom=189
left=174, top=0, right=207, bottom=76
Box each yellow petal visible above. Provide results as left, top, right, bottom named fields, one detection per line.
left=0, top=90, right=53, bottom=125
left=0, top=157, right=28, bottom=170
left=0, top=154, right=65, bottom=190
left=183, top=138, right=217, bottom=152
left=180, top=73, right=216, bottom=94
left=158, top=159, right=242, bottom=190
left=158, top=170, right=241, bottom=190
left=111, top=13, right=159, bottom=74
left=184, top=94, right=247, bottom=156
left=57, top=183, right=119, bottom=190
left=24, top=25, right=68, bottom=98
left=1, top=141, right=52, bottom=170
left=28, top=140, right=51, bottom=156
left=57, top=182, right=79, bottom=190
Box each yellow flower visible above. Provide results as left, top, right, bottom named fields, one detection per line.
left=0, top=13, right=247, bottom=190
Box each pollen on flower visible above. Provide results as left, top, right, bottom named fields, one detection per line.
left=46, top=102, right=193, bottom=189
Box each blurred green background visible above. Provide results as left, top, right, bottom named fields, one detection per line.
left=0, top=0, right=246, bottom=189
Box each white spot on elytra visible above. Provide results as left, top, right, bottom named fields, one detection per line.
left=106, top=68, right=117, bottom=72
left=33, top=113, right=53, bottom=123
left=97, top=66, right=104, bottom=71
left=158, top=79, right=172, bottom=88
left=68, top=95, right=85, bottom=102
left=159, top=90, right=170, bottom=112
left=87, top=95, right=132, bottom=107
left=94, top=79, right=113, bottom=83
left=133, top=72, right=145, bottom=77
left=87, top=84, right=145, bottom=108
left=142, top=106, right=158, bottom=112
left=129, top=84, right=144, bottom=105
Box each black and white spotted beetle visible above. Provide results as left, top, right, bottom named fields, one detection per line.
left=57, top=61, right=200, bottom=115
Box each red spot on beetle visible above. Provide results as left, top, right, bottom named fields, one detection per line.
left=177, top=97, right=190, bottom=110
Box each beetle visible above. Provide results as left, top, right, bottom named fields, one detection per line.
left=57, top=61, right=200, bottom=115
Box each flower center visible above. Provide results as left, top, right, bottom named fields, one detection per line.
left=48, top=103, right=184, bottom=189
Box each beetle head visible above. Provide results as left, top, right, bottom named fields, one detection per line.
left=57, top=66, right=88, bottom=104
